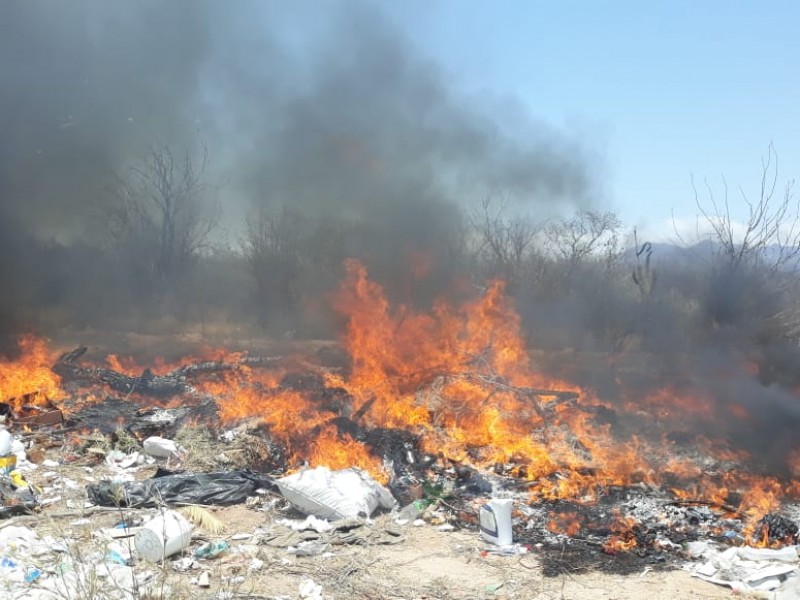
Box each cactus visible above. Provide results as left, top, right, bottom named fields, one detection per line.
left=632, top=241, right=657, bottom=299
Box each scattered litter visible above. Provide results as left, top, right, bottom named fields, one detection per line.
left=287, top=541, right=330, bottom=557
left=259, top=517, right=404, bottom=548
left=687, top=544, right=800, bottom=593
left=248, top=558, right=264, bottom=572
left=396, top=499, right=428, bottom=522
left=481, top=544, right=529, bottom=556
left=299, top=578, right=324, bottom=600
left=198, top=570, right=211, bottom=587
left=278, top=515, right=333, bottom=533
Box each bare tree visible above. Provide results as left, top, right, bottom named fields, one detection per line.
left=108, top=144, right=218, bottom=295
left=693, top=143, right=800, bottom=272
left=469, top=196, right=541, bottom=289
left=690, top=145, right=800, bottom=340
left=545, top=209, right=623, bottom=268
left=243, top=205, right=351, bottom=334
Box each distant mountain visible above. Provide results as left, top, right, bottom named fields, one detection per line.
left=623, top=240, right=799, bottom=271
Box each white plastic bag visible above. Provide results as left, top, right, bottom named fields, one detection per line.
left=276, top=467, right=396, bottom=519
left=142, top=436, right=182, bottom=459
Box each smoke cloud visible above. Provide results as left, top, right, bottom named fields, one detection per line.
left=0, top=1, right=589, bottom=239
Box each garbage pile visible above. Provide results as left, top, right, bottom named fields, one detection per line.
left=0, top=409, right=797, bottom=599
left=2, top=345, right=800, bottom=598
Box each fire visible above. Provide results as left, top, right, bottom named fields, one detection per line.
left=602, top=512, right=639, bottom=554
left=547, top=511, right=582, bottom=536
left=5, top=260, right=800, bottom=547
left=0, top=335, right=63, bottom=410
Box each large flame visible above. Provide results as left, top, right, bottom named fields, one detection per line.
left=0, top=335, right=63, bottom=410
left=4, top=261, right=800, bottom=546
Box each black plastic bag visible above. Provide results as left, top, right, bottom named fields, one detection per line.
left=0, top=479, right=38, bottom=519
left=87, top=470, right=274, bottom=508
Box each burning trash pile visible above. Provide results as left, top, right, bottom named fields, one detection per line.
left=2, top=261, right=800, bottom=597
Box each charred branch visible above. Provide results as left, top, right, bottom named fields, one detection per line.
left=52, top=347, right=282, bottom=398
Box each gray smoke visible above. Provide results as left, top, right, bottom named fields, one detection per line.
left=0, top=0, right=589, bottom=241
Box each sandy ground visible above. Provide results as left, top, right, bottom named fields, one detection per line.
left=13, top=467, right=741, bottom=600
left=195, top=505, right=740, bottom=600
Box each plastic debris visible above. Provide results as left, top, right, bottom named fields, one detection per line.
left=687, top=544, right=800, bottom=593
left=87, top=470, right=273, bottom=508
left=277, top=515, right=333, bottom=533
left=194, top=540, right=229, bottom=559
left=299, top=578, right=324, bottom=600
left=143, top=436, right=183, bottom=459
left=276, top=467, right=396, bottom=520
left=135, top=511, right=193, bottom=562
left=287, top=541, right=330, bottom=557
left=397, top=499, right=428, bottom=523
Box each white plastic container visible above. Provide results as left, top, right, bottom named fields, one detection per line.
left=135, top=510, right=193, bottom=562
left=0, top=429, right=12, bottom=455
left=479, top=498, right=513, bottom=546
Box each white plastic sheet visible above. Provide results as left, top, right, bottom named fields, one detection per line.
left=688, top=544, right=800, bottom=594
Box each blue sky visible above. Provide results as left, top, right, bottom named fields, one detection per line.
left=381, top=1, right=799, bottom=240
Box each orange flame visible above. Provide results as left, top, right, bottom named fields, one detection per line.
left=0, top=335, right=63, bottom=410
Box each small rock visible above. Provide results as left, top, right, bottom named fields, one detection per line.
left=198, top=571, right=210, bottom=587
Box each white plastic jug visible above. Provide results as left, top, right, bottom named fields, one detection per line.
left=479, top=498, right=513, bottom=546
left=135, top=510, right=192, bottom=562
left=0, top=429, right=12, bottom=456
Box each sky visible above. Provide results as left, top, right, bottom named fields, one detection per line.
left=381, top=1, right=800, bottom=240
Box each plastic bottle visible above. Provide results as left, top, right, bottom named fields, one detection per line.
left=398, top=499, right=429, bottom=521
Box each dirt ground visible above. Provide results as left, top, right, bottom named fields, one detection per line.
left=16, top=469, right=741, bottom=600
left=190, top=505, right=740, bottom=600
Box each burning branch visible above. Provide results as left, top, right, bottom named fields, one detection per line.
left=52, top=347, right=283, bottom=399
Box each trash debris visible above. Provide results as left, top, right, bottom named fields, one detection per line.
left=87, top=470, right=273, bottom=508
left=0, top=476, right=38, bottom=519
left=287, top=541, right=330, bottom=557
left=299, top=578, right=324, bottom=600
left=479, top=498, right=513, bottom=546
left=259, top=517, right=403, bottom=548
left=0, top=428, right=17, bottom=476
left=194, top=540, right=229, bottom=559
left=143, top=436, right=184, bottom=459
left=397, top=499, right=428, bottom=523
left=687, top=544, right=800, bottom=593
left=277, top=515, right=333, bottom=533
left=135, top=510, right=193, bottom=562
left=277, top=467, right=396, bottom=519
left=198, top=571, right=211, bottom=587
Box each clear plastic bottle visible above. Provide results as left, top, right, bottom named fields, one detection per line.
left=398, top=499, right=428, bottom=521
